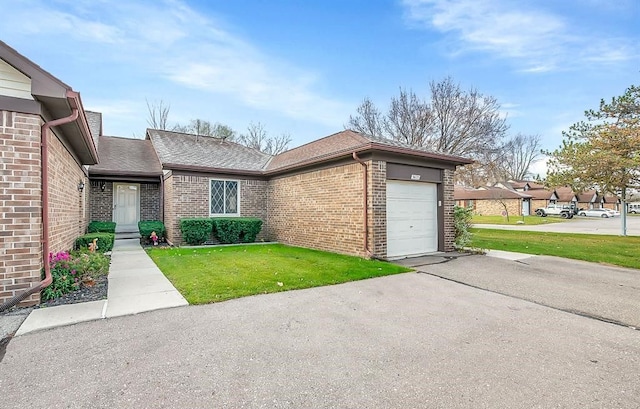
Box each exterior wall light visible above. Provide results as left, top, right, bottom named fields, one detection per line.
left=77, top=181, right=85, bottom=192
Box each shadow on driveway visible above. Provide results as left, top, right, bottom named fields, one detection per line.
left=410, top=253, right=640, bottom=329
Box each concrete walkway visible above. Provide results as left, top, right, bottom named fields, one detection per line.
left=15, top=239, right=187, bottom=335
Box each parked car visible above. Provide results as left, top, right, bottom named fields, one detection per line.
left=628, top=203, right=640, bottom=214
left=535, top=205, right=574, bottom=219
left=577, top=208, right=616, bottom=218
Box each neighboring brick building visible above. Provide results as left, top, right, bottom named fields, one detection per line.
left=0, top=41, right=98, bottom=307
left=455, top=186, right=530, bottom=217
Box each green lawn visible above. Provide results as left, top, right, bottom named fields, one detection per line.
left=472, top=215, right=566, bottom=225
left=147, top=244, right=411, bottom=304
left=470, top=228, right=640, bottom=269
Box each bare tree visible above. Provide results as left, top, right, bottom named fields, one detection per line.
left=346, top=76, right=509, bottom=167
left=237, top=122, right=291, bottom=155
left=429, top=77, right=508, bottom=157
left=499, top=133, right=542, bottom=180
left=146, top=99, right=171, bottom=130
left=174, top=119, right=236, bottom=140
left=348, top=98, right=385, bottom=138
left=385, top=88, right=433, bottom=146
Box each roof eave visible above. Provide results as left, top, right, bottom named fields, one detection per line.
left=163, top=163, right=264, bottom=176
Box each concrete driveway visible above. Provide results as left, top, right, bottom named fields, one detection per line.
left=1, top=258, right=639, bottom=408
left=474, top=214, right=640, bottom=235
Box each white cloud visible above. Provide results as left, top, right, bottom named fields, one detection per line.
left=402, top=0, right=637, bottom=72
left=0, top=0, right=350, bottom=127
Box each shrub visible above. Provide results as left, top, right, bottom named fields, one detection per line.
left=138, top=220, right=166, bottom=244
left=75, top=233, right=115, bottom=253
left=454, top=205, right=473, bottom=249
left=41, top=251, right=80, bottom=301
left=69, top=249, right=110, bottom=281
left=212, top=217, right=263, bottom=244
left=87, top=221, right=116, bottom=234
left=180, top=218, right=213, bottom=245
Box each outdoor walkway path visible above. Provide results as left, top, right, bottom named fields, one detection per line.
left=15, top=239, right=187, bottom=336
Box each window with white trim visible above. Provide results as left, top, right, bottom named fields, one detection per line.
left=210, top=179, right=239, bottom=216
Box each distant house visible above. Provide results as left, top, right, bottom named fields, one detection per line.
left=454, top=186, right=532, bottom=216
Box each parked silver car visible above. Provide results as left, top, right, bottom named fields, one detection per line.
left=578, top=208, right=616, bottom=218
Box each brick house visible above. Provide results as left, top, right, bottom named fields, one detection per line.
left=0, top=41, right=98, bottom=307
left=89, top=128, right=471, bottom=259
left=89, top=129, right=469, bottom=258
left=454, top=186, right=531, bottom=216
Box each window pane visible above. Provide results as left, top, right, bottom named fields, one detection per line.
left=225, top=181, right=238, bottom=214
left=210, top=180, right=224, bottom=214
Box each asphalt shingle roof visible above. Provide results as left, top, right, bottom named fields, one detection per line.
left=148, top=129, right=272, bottom=172
left=89, top=136, right=162, bottom=177
left=266, top=130, right=471, bottom=172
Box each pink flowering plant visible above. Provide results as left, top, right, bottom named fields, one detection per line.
left=40, top=249, right=110, bottom=301
left=41, top=251, right=79, bottom=301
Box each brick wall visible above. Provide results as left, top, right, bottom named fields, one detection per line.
left=164, top=172, right=268, bottom=244
left=0, top=111, right=43, bottom=306
left=163, top=173, right=176, bottom=243
left=474, top=198, right=522, bottom=217
left=443, top=169, right=455, bottom=252
left=268, top=163, right=366, bottom=257
left=47, top=126, right=88, bottom=254
left=89, top=180, right=113, bottom=221
left=369, top=161, right=387, bottom=258
left=140, top=183, right=161, bottom=221
left=530, top=199, right=548, bottom=212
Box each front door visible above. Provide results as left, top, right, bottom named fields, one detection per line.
left=113, top=183, right=140, bottom=232
left=522, top=199, right=530, bottom=216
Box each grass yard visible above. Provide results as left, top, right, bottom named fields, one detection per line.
left=472, top=215, right=566, bottom=225
left=147, top=244, right=411, bottom=304
left=470, top=228, right=640, bottom=269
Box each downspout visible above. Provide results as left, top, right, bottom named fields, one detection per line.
left=352, top=152, right=373, bottom=258
left=0, top=109, right=80, bottom=312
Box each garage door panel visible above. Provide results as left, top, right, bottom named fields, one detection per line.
left=386, top=180, right=438, bottom=258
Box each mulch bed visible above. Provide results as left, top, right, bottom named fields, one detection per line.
left=37, top=275, right=108, bottom=308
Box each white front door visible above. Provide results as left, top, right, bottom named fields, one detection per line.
left=522, top=199, right=530, bottom=216
left=113, top=183, right=140, bottom=232
left=386, top=180, right=438, bottom=258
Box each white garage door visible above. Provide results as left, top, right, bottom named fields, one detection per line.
left=386, top=180, right=438, bottom=258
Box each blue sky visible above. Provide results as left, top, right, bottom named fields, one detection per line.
left=1, top=0, right=638, bottom=174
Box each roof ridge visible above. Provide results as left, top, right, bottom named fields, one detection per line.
left=273, top=129, right=364, bottom=158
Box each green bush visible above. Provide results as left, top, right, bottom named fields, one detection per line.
left=75, top=233, right=115, bottom=253
left=454, top=205, right=473, bottom=249
left=180, top=218, right=213, bottom=245
left=87, top=221, right=116, bottom=233
left=212, top=217, right=263, bottom=244
left=138, top=220, right=166, bottom=244
left=69, top=249, right=110, bottom=280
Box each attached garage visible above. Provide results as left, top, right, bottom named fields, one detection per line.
left=385, top=163, right=445, bottom=259
left=386, top=180, right=438, bottom=258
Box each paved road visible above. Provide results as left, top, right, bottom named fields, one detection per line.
left=1, top=267, right=639, bottom=408
left=474, top=215, right=640, bottom=235
left=412, top=254, right=640, bottom=329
